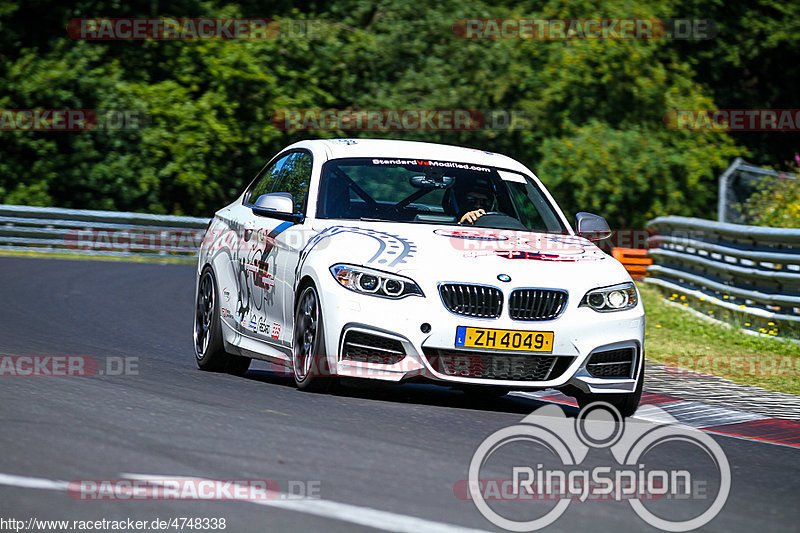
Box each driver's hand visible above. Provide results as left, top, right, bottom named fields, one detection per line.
left=459, top=209, right=486, bottom=225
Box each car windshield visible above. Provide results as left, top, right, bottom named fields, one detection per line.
left=316, top=157, right=566, bottom=232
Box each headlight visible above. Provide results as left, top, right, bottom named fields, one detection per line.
left=580, top=282, right=638, bottom=312
left=329, top=264, right=424, bottom=299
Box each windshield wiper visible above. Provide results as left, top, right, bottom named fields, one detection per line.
left=359, top=217, right=393, bottom=222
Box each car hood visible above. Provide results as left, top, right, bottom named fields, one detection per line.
left=309, top=220, right=630, bottom=290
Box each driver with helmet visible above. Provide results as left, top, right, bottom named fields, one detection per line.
left=452, top=176, right=497, bottom=225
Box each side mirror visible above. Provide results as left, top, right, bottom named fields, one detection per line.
left=575, top=212, right=611, bottom=241
left=252, top=193, right=294, bottom=217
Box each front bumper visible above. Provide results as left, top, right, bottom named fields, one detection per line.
left=320, top=277, right=645, bottom=394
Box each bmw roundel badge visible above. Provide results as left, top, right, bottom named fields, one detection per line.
left=497, top=274, right=511, bottom=282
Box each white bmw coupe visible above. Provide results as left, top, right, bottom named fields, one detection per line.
left=194, top=138, right=645, bottom=415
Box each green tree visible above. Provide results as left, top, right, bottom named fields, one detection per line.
left=0, top=0, right=788, bottom=227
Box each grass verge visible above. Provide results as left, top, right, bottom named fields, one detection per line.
left=640, top=282, right=800, bottom=395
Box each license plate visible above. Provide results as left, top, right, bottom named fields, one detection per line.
left=455, top=326, right=554, bottom=352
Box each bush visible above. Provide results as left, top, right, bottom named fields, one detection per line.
left=743, top=165, right=800, bottom=228
left=537, top=121, right=737, bottom=229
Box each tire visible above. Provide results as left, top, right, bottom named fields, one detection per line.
left=576, top=362, right=644, bottom=418
left=292, top=284, right=336, bottom=392
left=225, top=353, right=252, bottom=377
left=194, top=267, right=251, bottom=376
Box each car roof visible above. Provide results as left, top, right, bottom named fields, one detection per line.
left=283, top=138, right=535, bottom=176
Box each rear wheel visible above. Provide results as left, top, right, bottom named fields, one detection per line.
left=292, top=285, right=336, bottom=392
left=194, top=267, right=251, bottom=376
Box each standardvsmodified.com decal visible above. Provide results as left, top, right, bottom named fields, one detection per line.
left=462, top=403, right=730, bottom=531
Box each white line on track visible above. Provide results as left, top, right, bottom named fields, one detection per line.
left=0, top=472, right=493, bottom=533
left=0, top=472, right=69, bottom=491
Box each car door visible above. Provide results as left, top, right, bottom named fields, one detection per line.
left=232, top=151, right=292, bottom=339
left=239, top=150, right=313, bottom=345
left=266, top=151, right=314, bottom=346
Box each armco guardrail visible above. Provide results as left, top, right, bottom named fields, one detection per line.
left=0, top=204, right=209, bottom=259
left=646, top=216, right=800, bottom=339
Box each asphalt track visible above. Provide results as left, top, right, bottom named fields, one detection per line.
left=0, top=256, right=798, bottom=532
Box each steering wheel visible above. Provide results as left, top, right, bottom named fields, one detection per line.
left=472, top=212, right=528, bottom=230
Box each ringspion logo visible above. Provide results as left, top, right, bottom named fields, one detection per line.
left=466, top=403, right=730, bottom=531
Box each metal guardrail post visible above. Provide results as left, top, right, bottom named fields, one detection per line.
left=717, top=157, right=742, bottom=223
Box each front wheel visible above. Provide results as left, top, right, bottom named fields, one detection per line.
left=292, top=285, right=336, bottom=392
left=577, top=364, right=643, bottom=418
